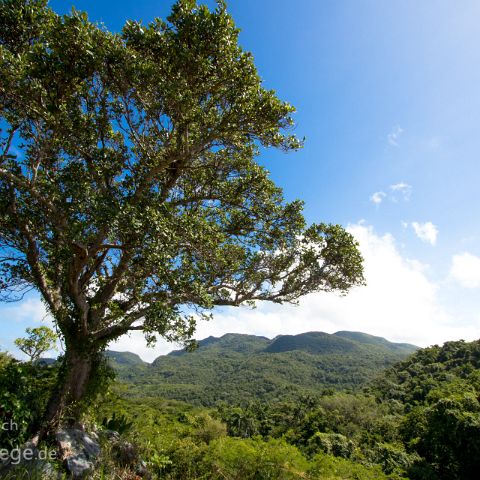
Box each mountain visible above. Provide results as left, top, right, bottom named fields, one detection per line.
left=333, top=331, right=417, bottom=354
left=108, top=331, right=418, bottom=406
left=265, top=331, right=361, bottom=354
left=105, top=351, right=149, bottom=381
left=167, top=333, right=270, bottom=357
left=105, top=350, right=147, bottom=367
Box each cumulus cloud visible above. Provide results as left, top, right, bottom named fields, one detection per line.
left=411, top=221, right=438, bottom=246
left=370, top=182, right=412, bottom=206
left=0, top=297, right=59, bottom=359
left=111, top=331, right=174, bottom=363
left=111, top=223, right=480, bottom=360
left=450, top=252, right=480, bottom=288
left=387, top=125, right=404, bottom=146
left=1, top=297, right=51, bottom=324
left=370, top=191, right=386, bottom=205
left=390, top=182, right=412, bottom=201
left=8, top=225, right=478, bottom=362
left=185, top=224, right=474, bottom=353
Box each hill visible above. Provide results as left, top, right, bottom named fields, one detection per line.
left=105, top=350, right=148, bottom=367
left=108, top=331, right=418, bottom=405
left=370, top=338, right=480, bottom=405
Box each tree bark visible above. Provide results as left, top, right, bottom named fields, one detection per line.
left=41, top=346, right=95, bottom=434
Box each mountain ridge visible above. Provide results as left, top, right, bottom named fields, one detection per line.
left=153, top=330, right=417, bottom=361
left=106, top=331, right=418, bottom=405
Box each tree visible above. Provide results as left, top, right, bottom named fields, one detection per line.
left=0, top=350, right=13, bottom=369
left=0, top=0, right=365, bottom=431
left=14, top=326, right=58, bottom=362
left=402, top=383, right=480, bottom=480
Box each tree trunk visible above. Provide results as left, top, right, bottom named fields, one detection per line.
left=41, top=346, right=95, bottom=434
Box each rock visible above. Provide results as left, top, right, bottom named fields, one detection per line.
left=112, top=440, right=138, bottom=467
left=103, top=429, right=120, bottom=441
left=136, top=459, right=153, bottom=479
left=65, top=455, right=92, bottom=478
left=56, top=428, right=100, bottom=479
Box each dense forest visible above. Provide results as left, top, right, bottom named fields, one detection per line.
left=1, top=334, right=479, bottom=479
left=106, top=331, right=417, bottom=404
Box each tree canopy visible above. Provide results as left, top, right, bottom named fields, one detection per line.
left=0, top=0, right=364, bottom=423
left=14, top=325, right=58, bottom=362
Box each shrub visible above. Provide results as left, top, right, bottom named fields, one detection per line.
left=0, top=361, right=58, bottom=449
left=203, top=436, right=309, bottom=479
left=309, top=452, right=398, bottom=479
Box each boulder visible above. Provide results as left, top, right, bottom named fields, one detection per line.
left=112, top=439, right=138, bottom=467
left=56, top=428, right=100, bottom=479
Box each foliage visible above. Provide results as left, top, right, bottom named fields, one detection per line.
left=202, top=436, right=310, bottom=480
left=370, top=339, right=480, bottom=407
left=0, top=351, right=13, bottom=370
left=14, top=327, right=57, bottom=362
left=401, top=383, right=480, bottom=479
left=101, top=412, right=133, bottom=435
left=309, top=453, right=398, bottom=479
left=0, top=0, right=364, bottom=420
left=108, top=331, right=416, bottom=405
left=2, top=335, right=480, bottom=479
left=86, top=390, right=399, bottom=479
left=0, top=360, right=58, bottom=448
left=306, top=432, right=355, bottom=458
left=371, top=339, right=480, bottom=479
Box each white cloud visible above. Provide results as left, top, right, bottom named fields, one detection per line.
left=450, top=252, right=480, bottom=288
left=8, top=225, right=478, bottom=362
left=111, top=332, right=174, bottom=363
left=1, top=298, right=51, bottom=324
left=370, top=191, right=386, bottom=205
left=389, top=182, right=412, bottom=201
left=370, top=182, right=412, bottom=206
left=411, top=221, right=438, bottom=246
left=185, top=224, right=476, bottom=354
left=185, top=224, right=480, bottom=346
left=0, top=298, right=59, bottom=359
left=387, top=125, right=404, bottom=146
left=111, top=223, right=480, bottom=360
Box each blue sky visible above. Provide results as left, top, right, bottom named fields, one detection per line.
left=2, top=0, right=480, bottom=360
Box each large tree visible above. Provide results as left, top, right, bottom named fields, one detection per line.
left=0, top=0, right=364, bottom=431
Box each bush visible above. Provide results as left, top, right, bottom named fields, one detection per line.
left=203, top=436, right=309, bottom=479
left=367, top=442, right=418, bottom=476
left=306, top=432, right=355, bottom=458
left=309, top=452, right=399, bottom=479
left=0, top=352, right=13, bottom=370
left=191, top=411, right=227, bottom=443
left=0, top=360, right=58, bottom=448
left=163, top=437, right=208, bottom=479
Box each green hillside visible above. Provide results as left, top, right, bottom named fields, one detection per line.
left=264, top=332, right=360, bottom=354
left=105, top=350, right=148, bottom=367
left=333, top=331, right=417, bottom=354
left=108, top=331, right=417, bottom=405
left=4, top=336, right=480, bottom=479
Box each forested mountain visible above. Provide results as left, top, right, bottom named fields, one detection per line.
left=3, top=335, right=480, bottom=479
left=100, top=337, right=480, bottom=479
left=107, top=331, right=417, bottom=405
left=105, top=351, right=148, bottom=367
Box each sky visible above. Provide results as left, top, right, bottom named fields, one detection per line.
left=2, top=0, right=480, bottom=361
